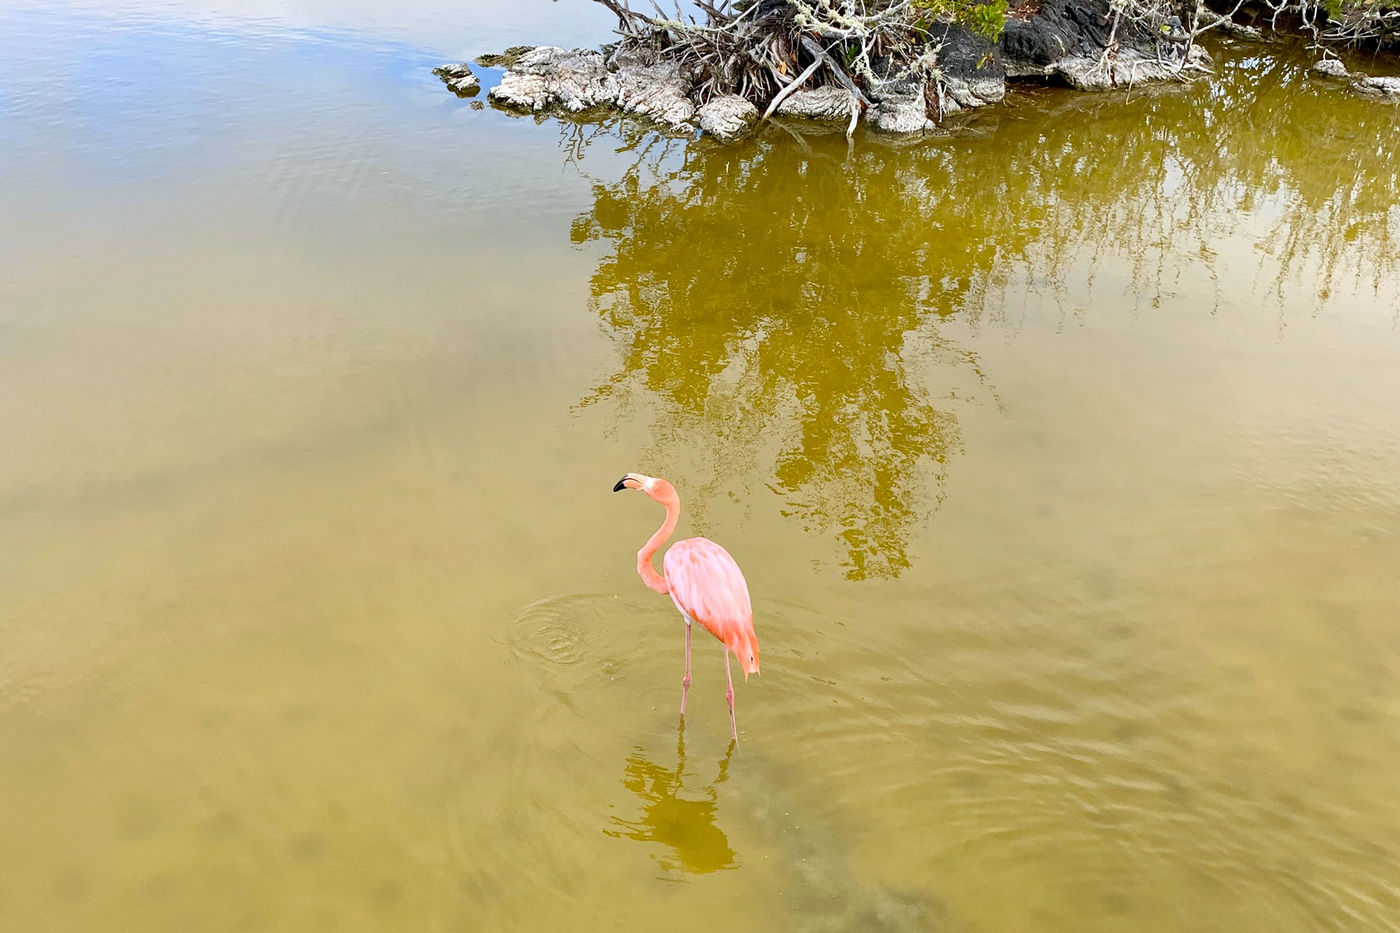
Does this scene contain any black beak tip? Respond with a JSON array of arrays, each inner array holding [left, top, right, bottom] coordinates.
[[613, 477, 630, 492]]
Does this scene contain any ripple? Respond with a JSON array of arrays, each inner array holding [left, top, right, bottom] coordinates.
[[503, 591, 678, 693], [754, 581, 1400, 930], [512, 607, 587, 668]]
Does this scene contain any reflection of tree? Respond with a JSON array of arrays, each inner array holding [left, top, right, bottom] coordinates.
[[942, 57, 1400, 308], [571, 129, 986, 580], [568, 49, 1398, 579], [604, 726, 736, 874]]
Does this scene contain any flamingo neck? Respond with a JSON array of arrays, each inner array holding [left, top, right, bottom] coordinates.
[[637, 493, 679, 594]]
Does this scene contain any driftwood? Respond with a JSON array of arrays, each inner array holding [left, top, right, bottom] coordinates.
[[588, 0, 1217, 135], [463, 1, 1338, 141], [589, 0, 965, 136], [461, 1, 1394, 144]]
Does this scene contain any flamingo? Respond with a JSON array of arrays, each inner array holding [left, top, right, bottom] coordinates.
[[613, 473, 760, 742]]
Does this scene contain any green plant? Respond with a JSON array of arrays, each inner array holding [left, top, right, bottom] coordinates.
[[911, 0, 1011, 42]]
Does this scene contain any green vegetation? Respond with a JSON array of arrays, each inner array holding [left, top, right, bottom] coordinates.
[[912, 0, 1011, 42]]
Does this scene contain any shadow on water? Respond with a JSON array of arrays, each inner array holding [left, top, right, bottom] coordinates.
[[605, 723, 737, 875], [559, 43, 1398, 579]]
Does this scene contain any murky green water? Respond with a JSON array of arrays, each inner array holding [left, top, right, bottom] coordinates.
[[3, 1, 1400, 930]]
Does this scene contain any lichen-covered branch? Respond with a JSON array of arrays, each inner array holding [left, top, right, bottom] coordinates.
[[585, 0, 1212, 124], [460, 0, 1332, 141]]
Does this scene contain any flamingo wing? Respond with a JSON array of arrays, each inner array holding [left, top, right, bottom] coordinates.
[[663, 537, 757, 670]]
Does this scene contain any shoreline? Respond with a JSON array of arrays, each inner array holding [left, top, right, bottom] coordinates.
[[438, 0, 1398, 143]]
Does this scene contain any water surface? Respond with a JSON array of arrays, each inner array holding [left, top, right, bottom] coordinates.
[[2, 2, 1400, 930]]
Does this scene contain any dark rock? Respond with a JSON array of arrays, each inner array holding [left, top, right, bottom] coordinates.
[[861, 25, 1004, 134], [934, 23, 1006, 83], [475, 46, 536, 68], [999, 0, 1206, 89], [932, 24, 1007, 110], [1001, 0, 1117, 75]]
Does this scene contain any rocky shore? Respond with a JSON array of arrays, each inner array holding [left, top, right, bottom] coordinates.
[[1311, 56, 1400, 97], [437, 0, 1394, 141]]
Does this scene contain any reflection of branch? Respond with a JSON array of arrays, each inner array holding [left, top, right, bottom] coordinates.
[[561, 59, 1398, 572], [568, 131, 988, 579]]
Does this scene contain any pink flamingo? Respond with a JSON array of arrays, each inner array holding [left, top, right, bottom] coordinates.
[[613, 473, 760, 742]]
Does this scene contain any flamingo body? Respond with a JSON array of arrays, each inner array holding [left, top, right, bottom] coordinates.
[[613, 472, 760, 741], [664, 537, 758, 676]]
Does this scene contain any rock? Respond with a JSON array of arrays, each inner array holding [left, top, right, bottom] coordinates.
[[942, 74, 1006, 109], [860, 26, 1003, 136], [460, 0, 1218, 142], [1356, 74, 1400, 96], [474, 46, 535, 68], [1001, 0, 1110, 78], [484, 46, 699, 129], [776, 86, 859, 122], [867, 94, 935, 134], [610, 50, 697, 128], [863, 72, 935, 134], [934, 25, 1006, 109], [698, 95, 760, 141], [434, 63, 481, 97], [489, 46, 617, 113], [437, 66, 481, 96], [1000, 0, 1203, 90], [1310, 59, 1400, 98], [1311, 58, 1350, 79], [1056, 44, 1210, 90], [867, 90, 935, 133], [449, 74, 481, 96], [1216, 20, 1265, 41]]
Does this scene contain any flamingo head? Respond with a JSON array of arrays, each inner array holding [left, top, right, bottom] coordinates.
[[612, 472, 676, 503], [730, 629, 760, 679]]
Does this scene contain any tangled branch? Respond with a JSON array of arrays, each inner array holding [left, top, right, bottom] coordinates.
[[590, 0, 964, 106]]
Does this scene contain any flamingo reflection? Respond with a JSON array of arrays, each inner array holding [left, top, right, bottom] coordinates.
[[605, 724, 737, 874]]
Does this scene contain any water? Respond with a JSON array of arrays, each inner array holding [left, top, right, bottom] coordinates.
[[2, 1, 1399, 930]]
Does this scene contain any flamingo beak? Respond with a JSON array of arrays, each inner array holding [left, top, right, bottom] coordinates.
[[612, 476, 631, 492]]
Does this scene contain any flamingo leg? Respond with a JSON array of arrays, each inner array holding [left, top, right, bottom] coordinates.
[[680, 621, 692, 716], [724, 648, 737, 743]]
